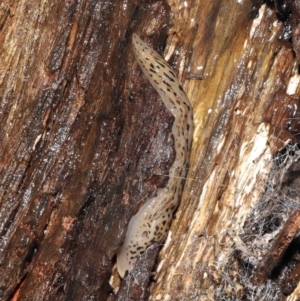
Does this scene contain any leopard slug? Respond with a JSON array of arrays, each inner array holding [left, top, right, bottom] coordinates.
[[117, 33, 193, 278]]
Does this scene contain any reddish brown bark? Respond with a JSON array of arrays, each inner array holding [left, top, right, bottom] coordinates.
[[0, 1, 172, 300]]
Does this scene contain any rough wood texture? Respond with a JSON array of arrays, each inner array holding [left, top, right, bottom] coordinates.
[[0, 0, 172, 300], [1, 0, 300, 300], [147, 0, 300, 300]]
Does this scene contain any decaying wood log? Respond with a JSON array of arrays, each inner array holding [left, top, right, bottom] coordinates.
[[0, 0, 172, 300], [1, 0, 300, 300]]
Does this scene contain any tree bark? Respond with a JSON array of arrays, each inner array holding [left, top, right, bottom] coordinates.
[[1, 0, 300, 300]]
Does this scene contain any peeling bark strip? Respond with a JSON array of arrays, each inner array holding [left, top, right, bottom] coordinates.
[[256, 210, 300, 286]]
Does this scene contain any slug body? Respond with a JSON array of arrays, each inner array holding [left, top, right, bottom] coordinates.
[[117, 33, 193, 278]]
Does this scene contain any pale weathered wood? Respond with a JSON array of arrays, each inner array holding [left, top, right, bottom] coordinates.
[[145, 1, 300, 300]]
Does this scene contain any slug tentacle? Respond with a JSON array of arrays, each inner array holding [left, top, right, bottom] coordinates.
[[117, 33, 193, 278]]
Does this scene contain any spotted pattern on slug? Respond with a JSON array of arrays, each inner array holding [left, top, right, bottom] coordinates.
[[117, 33, 193, 278]]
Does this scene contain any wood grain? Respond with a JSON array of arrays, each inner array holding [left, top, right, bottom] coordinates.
[[1, 0, 300, 300]]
